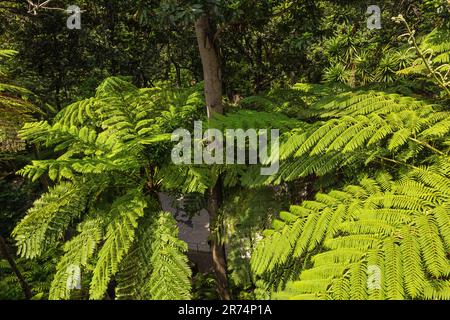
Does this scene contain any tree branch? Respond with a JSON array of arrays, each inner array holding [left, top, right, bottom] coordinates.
[[0, 235, 33, 299]]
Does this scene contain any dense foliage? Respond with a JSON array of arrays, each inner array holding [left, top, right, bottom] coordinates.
[[1, 0, 450, 300]]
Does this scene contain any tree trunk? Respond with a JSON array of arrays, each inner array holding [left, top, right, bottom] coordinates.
[[0, 235, 32, 299], [206, 178, 230, 300], [195, 15, 223, 117], [195, 14, 230, 300]]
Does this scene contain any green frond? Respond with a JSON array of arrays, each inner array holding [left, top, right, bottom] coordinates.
[[89, 190, 147, 300], [382, 238, 404, 300], [12, 182, 87, 259], [415, 214, 450, 278], [14, 78, 202, 300], [116, 211, 191, 300], [252, 168, 450, 300], [433, 205, 450, 250], [145, 212, 191, 300], [398, 28, 450, 77], [208, 110, 301, 131], [400, 226, 428, 298], [158, 164, 217, 194], [49, 219, 103, 300]]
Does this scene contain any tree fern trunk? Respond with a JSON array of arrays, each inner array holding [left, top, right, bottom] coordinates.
[[195, 14, 230, 300], [207, 178, 230, 300]]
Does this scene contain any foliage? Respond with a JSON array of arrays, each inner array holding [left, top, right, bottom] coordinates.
[[249, 58, 450, 299], [3, 0, 450, 301], [0, 49, 39, 153], [13, 77, 200, 299], [253, 168, 450, 299], [191, 272, 219, 300], [0, 249, 56, 300]]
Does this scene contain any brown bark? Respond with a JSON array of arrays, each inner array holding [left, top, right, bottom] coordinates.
[[0, 235, 32, 299], [207, 179, 230, 300], [195, 15, 224, 117], [195, 14, 230, 300]]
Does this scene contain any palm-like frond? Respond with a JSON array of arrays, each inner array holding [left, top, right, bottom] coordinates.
[[14, 77, 196, 300]]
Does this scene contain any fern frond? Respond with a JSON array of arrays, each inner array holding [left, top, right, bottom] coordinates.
[[253, 169, 450, 300], [49, 219, 103, 300], [115, 211, 191, 300], [89, 190, 147, 299], [146, 212, 191, 300], [12, 182, 87, 259]]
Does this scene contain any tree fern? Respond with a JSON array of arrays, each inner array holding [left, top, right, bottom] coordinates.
[[244, 75, 450, 299], [234, 87, 450, 188], [14, 78, 197, 300], [252, 168, 450, 300]]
